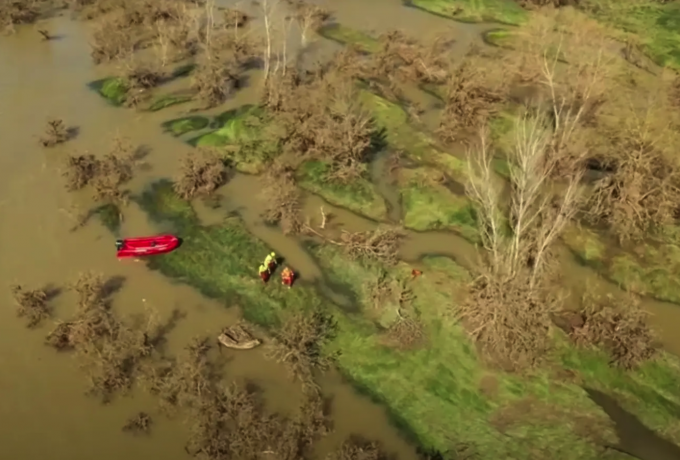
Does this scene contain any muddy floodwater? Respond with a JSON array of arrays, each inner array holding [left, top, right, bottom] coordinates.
[[1, 2, 680, 460]]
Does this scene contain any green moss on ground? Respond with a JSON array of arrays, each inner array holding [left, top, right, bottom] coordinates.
[[162, 116, 210, 136], [297, 160, 387, 221], [562, 225, 680, 304], [562, 225, 606, 269], [92, 203, 122, 234], [407, 0, 527, 26], [582, 0, 680, 69], [399, 167, 477, 239], [188, 105, 278, 174], [318, 23, 380, 53], [130, 179, 680, 459], [88, 77, 128, 106]]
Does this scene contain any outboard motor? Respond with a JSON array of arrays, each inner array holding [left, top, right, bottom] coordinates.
[[115, 239, 124, 251]]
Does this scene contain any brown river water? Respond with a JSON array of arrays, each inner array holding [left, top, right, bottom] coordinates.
[[0, 1, 679, 459]]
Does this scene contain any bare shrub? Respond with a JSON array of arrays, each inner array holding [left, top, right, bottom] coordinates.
[[222, 7, 248, 29], [556, 291, 657, 370], [438, 55, 508, 143], [11, 284, 51, 328], [191, 31, 260, 107], [185, 383, 330, 460], [260, 161, 303, 235], [339, 227, 405, 266], [173, 148, 231, 200], [264, 70, 378, 183], [381, 315, 425, 350], [89, 137, 139, 205], [45, 272, 164, 402], [122, 412, 152, 435], [0, 0, 40, 30], [267, 310, 336, 388], [90, 13, 139, 63], [40, 119, 74, 147], [144, 336, 217, 412], [284, 0, 330, 46], [586, 109, 680, 243], [462, 113, 584, 368], [327, 436, 389, 460]]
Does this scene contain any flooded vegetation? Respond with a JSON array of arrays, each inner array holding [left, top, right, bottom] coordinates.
[[2, 0, 680, 460]]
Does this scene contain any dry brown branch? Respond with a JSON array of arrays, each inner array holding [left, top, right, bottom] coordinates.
[[11, 284, 51, 328], [555, 291, 657, 369], [339, 226, 405, 266], [173, 148, 231, 200], [0, 0, 40, 30]]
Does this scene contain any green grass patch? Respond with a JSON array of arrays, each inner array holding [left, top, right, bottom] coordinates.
[[135, 180, 320, 327], [317, 23, 380, 53], [297, 160, 387, 221], [162, 116, 211, 136], [359, 90, 467, 179], [482, 28, 515, 47], [314, 244, 680, 458], [609, 244, 680, 304], [129, 180, 680, 458], [188, 105, 278, 174], [88, 77, 128, 106], [147, 93, 193, 112], [406, 0, 527, 26], [399, 167, 478, 239], [92, 203, 122, 234], [582, 0, 680, 69], [562, 224, 680, 304], [562, 224, 607, 269]]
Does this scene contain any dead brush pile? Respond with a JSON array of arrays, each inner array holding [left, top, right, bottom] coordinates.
[[515, 0, 580, 8], [119, 57, 167, 107], [10, 284, 52, 328], [556, 291, 657, 369], [339, 226, 405, 266], [260, 160, 303, 235], [586, 116, 680, 243], [340, 30, 452, 99], [264, 68, 379, 184], [173, 148, 231, 200], [45, 272, 164, 402], [267, 310, 336, 388], [63, 136, 140, 205]]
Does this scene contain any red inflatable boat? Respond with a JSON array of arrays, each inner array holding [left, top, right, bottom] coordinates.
[[116, 234, 180, 259]]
